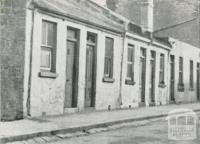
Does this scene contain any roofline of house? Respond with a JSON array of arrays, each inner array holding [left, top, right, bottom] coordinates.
[[168, 37, 200, 50], [28, 0, 172, 49], [154, 17, 198, 33], [126, 32, 171, 50], [29, 2, 125, 35], [87, 0, 131, 24]]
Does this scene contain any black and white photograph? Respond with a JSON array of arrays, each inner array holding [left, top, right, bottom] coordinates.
[[0, 0, 200, 143]]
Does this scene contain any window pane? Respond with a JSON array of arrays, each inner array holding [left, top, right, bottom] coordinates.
[[67, 28, 77, 40], [40, 47, 51, 69], [128, 48, 133, 62], [141, 48, 146, 57], [87, 33, 96, 44], [179, 57, 183, 84], [47, 22, 56, 47], [160, 54, 164, 70], [127, 64, 133, 78], [187, 116, 194, 125], [179, 72, 183, 83], [104, 58, 112, 77], [104, 37, 114, 78], [151, 51, 155, 59], [178, 116, 187, 125], [159, 54, 165, 83], [105, 37, 113, 57], [42, 22, 47, 45], [41, 20, 57, 72], [179, 57, 183, 71]]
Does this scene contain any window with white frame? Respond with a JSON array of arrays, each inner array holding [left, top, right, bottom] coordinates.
[[40, 20, 57, 72], [104, 37, 114, 78], [126, 44, 134, 80]]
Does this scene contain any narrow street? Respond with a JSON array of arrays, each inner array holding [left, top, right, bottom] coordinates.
[[9, 113, 200, 144], [51, 114, 200, 144]]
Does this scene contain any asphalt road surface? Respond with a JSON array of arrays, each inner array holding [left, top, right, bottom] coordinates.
[[51, 114, 200, 144]]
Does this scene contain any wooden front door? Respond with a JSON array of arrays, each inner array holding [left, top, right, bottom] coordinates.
[[85, 33, 96, 108], [169, 55, 175, 102], [139, 48, 146, 105], [197, 63, 200, 101], [65, 28, 79, 108], [149, 51, 156, 105]]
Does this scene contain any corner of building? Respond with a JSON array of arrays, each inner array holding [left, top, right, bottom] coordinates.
[[0, 0, 27, 121]]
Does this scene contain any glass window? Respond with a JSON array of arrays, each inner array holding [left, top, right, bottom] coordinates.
[[127, 44, 134, 80], [179, 57, 184, 84], [104, 37, 114, 78], [40, 20, 57, 72]]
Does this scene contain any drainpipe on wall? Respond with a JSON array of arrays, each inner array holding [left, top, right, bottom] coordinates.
[[119, 27, 127, 108], [0, 26, 1, 120], [27, 1, 35, 117], [166, 50, 170, 104]]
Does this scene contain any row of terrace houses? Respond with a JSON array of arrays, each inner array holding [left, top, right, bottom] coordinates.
[[0, 0, 200, 121]]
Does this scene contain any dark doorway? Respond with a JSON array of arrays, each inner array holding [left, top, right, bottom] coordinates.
[[64, 27, 79, 108], [139, 48, 146, 106], [197, 63, 200, 101], [85, 32, 97, 108], [169, 55, 175, 102], [149, 51, 156, 106]]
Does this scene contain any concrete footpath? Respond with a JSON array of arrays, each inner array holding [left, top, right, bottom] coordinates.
[[1, 103, 200, 143]]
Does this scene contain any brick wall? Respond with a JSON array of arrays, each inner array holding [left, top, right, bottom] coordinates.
[[0, 0, 26, 121]]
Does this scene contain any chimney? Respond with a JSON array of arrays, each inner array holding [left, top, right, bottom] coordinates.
[[141, 0, 154, 32]]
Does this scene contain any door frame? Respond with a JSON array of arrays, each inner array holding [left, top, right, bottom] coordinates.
[[149, 51, 156, 106], [139, 48, 146, 106], [64, 27, 80, 109], [197, 63, 200, 101], [169, 55, 175, 103], [84, 32, 97, 108]]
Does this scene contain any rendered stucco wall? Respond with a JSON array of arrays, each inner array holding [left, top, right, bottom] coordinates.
[[27, 11, 123, 117], [170, 39, 200, 103], [95, 33, 123, 110], [0, 0, 26, 121], [121, 35, 169, 108]]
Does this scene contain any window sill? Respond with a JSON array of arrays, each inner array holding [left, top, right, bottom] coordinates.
[[125, 79, 136, 85], [39, 71, 58, 79], [158, 82, 166, 88], [178, 83, 184, 92], [103, 77, 115, 83]]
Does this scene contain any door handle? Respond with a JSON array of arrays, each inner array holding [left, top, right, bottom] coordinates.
[[66, 79, 70, 82]]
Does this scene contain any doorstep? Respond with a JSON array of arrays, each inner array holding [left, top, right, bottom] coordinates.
[[64, 108, 79, 114]]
